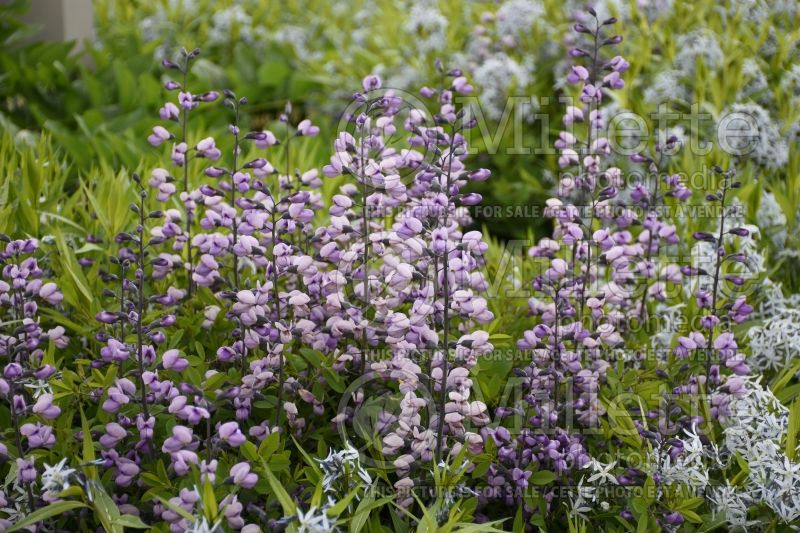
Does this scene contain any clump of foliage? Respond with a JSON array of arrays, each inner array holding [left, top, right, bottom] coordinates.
[[1, 1, 800, 532]]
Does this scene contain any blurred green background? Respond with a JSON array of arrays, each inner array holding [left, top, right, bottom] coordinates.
[[1, 0, 799, 284]]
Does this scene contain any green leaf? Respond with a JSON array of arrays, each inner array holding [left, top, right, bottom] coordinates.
[[203, 371, 228, 393], [263, 465, 297, 515], [112, 514, 150, 529], [349, 488, 377, 533], [258, 431, 282, 461], [241, 440, 259, 462], [288, 436, 321, 482], [6, 501, 88, 532], [530, 470, 557, 485], [641, 476, 655, 505], [155, 495, 195, 521], [80, 404, 98, 480], [698, 514, 728, 532], [326, 487, 359, 517], [511, 504, 524, 532], [91, 482, 123, 533], [53, 228, 93, 306], [603, 396, 643, 447], [771, 359, 800, 396], [201, 478, 218, 522], [311, 480, 324, 509], [787, 398, 800, 460], [636, 513, 650, 533], [681, 510, 703, 524], [674, 497, 705, 511]]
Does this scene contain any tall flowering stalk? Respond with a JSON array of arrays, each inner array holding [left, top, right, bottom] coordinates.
[[501, 11, 629, 505], [0, 238, 65, 514], [96, 176, 172, 423], [148, 48, 220, 296], [209, 101, 321, 432], [682, 166, 752, 396], [322, 69, 494, 499]]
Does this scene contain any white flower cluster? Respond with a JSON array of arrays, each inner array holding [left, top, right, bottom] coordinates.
[[722, 0, 771, 23], [652, 379, 800, 528], [207, 5, 256, 46], [185, 517, 224, 533], [495, 0, 544, 41], [296, 504, 336, 533], [718, 379, 800, 524], [317, 445, 372, 495], [737, 58, 769, 103], [644, 70, 688, 104], [649, 427, 720, 491], [471, 54, 532, 121], [40, 458, 76, 495], [569, 459, 618, 519], [650, 303, 686, 351], [675, 31, 724, 74], [724, 199, 766, 272], [687, 240, 717, 296], [403, 0, 449, 55], [719, 103, 789, 170], [454, 0, 545, 122], [756, 191, 788, 249], [0, 485, 29, 527], [780, 64, 800, 102], [748, 280, 800, 371], [274, 24, 324, 64], [706, 483, 756, 531], [581, 0, 630, 23], [723, 0, 799, 24]]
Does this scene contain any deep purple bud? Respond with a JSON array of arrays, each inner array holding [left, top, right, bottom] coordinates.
[[205, 166, 227, 178], [96, 311, 119, 324], [244, 158, 268, 169], [34, 365, 56, 380], [199, 91, 220, 102], [692, 232, 715, 242], [664, 512, 684, 526], [469, 169, 491, 182]]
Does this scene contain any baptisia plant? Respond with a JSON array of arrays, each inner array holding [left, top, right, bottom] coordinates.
[[482, 10, 630, 520], [494, 6, 764, 530], [199, 92, 325, 437], [6, 7, 799, 531], [0, 238, 66, 521], [470, 7, 752, 528], [86, 48, 328, 529], [320, 69, 495, 506]]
